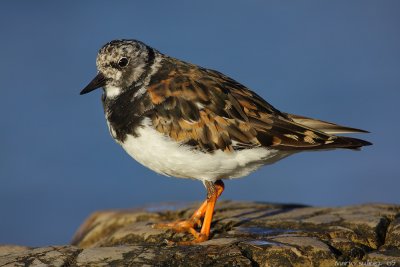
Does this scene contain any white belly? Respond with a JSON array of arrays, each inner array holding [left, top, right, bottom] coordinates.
[[114, 120, 291, 182]]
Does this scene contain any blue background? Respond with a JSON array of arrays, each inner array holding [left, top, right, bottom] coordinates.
[[0, 1, 399, 247]]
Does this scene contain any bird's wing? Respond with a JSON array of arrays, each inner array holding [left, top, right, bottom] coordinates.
[[146, 60, 370, 152]]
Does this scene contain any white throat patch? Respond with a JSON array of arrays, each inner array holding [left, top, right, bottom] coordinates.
[[104, 85, 122, 98]]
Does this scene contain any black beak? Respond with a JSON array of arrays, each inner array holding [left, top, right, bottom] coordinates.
[[80, 72, 107, 95]]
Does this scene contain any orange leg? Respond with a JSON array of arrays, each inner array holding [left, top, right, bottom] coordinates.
[[153, 199, 208, 233], [155, 180, 225, 245]]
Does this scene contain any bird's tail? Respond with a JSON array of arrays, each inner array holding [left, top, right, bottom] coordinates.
[[284, 113, 372, 150], [284, 113, 369, 134], [326, 136, 372, 150]]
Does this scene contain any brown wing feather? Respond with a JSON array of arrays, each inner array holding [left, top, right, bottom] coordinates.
[[147, 58, 371, 153]]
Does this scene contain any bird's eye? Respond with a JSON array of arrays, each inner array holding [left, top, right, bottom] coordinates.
[[118, 57, 129, 67]]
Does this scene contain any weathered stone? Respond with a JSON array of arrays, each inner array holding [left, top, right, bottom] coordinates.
[[0, 245, 30, 257], [1, 201, 399, 266], [76, 246, 139, 266], [385, 217, 400, 249], [72, 210, 160, 248], [301, 213, 341, 225], [0, 246, 81, 267]]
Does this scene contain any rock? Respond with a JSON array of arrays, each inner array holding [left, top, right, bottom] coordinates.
[[0, 246, 81, 267], [385, 217, 400, 249], [1, 201, 399, 266]]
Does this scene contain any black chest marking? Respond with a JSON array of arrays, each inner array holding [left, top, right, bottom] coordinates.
[[103, 91, 154, 142], [102, 45, 158, 142]]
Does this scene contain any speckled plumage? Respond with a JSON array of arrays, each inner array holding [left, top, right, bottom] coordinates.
[[80, 39, 371, 244], [81, 39, 371, 180]]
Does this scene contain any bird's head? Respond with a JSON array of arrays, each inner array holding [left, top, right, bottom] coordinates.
[[80, 39, 154, 97]]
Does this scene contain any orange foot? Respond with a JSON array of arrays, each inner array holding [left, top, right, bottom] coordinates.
[[153, 180, 225, 245], [153, 200, 207, 236]]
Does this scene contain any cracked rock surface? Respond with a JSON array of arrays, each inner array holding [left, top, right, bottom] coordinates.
[[1, 201, 399, 266]]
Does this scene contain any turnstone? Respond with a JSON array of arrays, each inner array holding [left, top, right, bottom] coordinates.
[[80, 39, 371, 244]]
